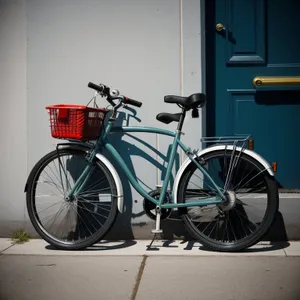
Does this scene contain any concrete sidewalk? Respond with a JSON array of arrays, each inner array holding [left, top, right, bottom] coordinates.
[[1, 239, 300, 300], [1, 238, 300, 256]]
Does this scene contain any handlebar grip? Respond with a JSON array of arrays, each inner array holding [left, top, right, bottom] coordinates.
[[88, 82, 104, 92], [88, 82, 110, 96], [125, 97, 143, 107]]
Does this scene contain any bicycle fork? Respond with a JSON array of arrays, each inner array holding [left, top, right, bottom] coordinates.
[[56, 144, 96, 201]]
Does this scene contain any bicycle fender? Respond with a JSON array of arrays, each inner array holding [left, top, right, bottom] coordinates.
[[95, 153, 124, 213], [24, 142, 124, 213], [172, 145, 274, 204]]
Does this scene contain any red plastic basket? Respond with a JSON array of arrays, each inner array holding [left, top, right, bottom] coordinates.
[[46, 104, 109, 140]]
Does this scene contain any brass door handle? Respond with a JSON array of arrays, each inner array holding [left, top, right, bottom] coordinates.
[[216, 23, 225, 32], [253, 76, 300, 87]]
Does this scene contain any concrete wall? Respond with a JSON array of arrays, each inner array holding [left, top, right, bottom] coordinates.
[[0, 0, 204, 238], [0, 0, 27, 234]]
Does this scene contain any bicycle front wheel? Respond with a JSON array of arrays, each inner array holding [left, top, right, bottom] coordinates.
[[178, 149, 279, 252], [26, 147, 118, 250]]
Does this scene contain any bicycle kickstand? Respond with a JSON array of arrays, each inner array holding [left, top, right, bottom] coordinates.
[[151, 206, 163, 234]]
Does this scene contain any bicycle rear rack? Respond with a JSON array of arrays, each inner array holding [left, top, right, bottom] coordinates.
[[200, 135, 252, 190], [201, 135, 252, 150]]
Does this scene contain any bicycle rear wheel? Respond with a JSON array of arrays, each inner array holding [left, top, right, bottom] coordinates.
[[26, 147, 118, 250], [177, 149, 279, 252]]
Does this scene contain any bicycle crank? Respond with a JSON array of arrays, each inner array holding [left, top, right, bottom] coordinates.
[[143, 189, 172, 220]]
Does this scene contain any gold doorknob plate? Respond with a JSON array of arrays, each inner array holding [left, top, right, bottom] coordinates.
[[216, 23, 225, 32]]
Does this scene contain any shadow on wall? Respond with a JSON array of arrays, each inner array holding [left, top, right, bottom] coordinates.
[[104, 108, 187, 240], [66, 107, 188, 241], [66, 107, 291, 243], [255, 89, 300, 105]]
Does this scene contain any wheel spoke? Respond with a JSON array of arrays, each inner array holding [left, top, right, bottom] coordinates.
[[69, 203, 96, 236]]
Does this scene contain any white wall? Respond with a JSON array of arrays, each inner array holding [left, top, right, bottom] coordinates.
[[0, 0, 27, 234], [0, 0, 204, 237]]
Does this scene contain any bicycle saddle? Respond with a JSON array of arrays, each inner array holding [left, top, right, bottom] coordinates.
[[164, 93, 206, 110], [156, 112, 181, 124]]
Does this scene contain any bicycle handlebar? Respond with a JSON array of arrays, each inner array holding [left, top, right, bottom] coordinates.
[[87, 81, 143, 108]]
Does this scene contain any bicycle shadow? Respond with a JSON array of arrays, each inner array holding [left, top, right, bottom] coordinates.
[[44, 107, 175, 250], [54, 106, 184, 249], [182, 239, 290, 253], [45, 240, 137, 251], [102, 108, 182, 240]]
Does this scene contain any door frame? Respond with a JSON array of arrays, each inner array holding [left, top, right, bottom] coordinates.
[[204, 0, 217, 138]]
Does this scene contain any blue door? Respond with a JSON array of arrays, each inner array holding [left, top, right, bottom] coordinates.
[[206, 0, 300, 189]]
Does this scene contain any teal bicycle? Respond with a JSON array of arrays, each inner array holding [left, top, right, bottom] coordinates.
[[25, 82, 279, 252]]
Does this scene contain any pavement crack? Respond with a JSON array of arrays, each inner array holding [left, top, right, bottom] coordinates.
[[131, 255, 147, 300], [0, 242, 17, 255]]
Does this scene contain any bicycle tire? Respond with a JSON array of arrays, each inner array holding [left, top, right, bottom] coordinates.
[[177, 149, 279, 252], [26, 147, 118, 250]]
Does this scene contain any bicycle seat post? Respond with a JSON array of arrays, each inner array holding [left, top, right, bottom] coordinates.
[[176, 108, 186, 133]]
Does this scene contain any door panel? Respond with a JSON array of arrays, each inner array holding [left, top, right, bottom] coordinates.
[[208, 0, 300, 189], [224, 0, 266, 65]]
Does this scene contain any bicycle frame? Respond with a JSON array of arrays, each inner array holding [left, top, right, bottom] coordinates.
[[67, 119, 225, 209]]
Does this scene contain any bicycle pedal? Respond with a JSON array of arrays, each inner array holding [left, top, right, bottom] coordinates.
[[151, 229, 163, 234]]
